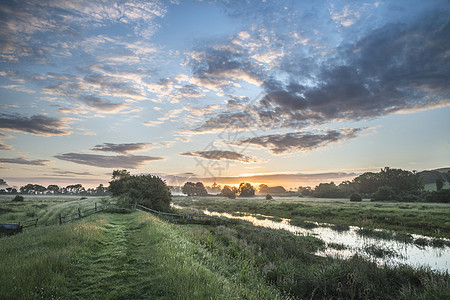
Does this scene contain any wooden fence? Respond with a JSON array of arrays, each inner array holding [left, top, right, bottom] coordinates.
[[58, 202, 109, 225], [135, 204, 213, 220], [57, 202, 215, 225]]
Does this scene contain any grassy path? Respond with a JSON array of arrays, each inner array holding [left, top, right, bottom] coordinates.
[[1, 211, 283, 299]]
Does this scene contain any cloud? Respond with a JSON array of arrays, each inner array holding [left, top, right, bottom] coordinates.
[[188, 45, 263, 91], [193, 8, 450, 135], [0, 113, 70, 136], [236, 128, 364, 154], [0, 0, 167, 62], [180, 150, 260, 163], [0, 156, 49, 166], [90, 143, 150, 154], [0, 143, 13, 151], [55, 153, 163, 169]]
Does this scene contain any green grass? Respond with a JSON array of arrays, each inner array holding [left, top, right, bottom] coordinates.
[[173, 196, 450, 238], [0, 209, 284, 299], [1, 197, 449, 299], [0, 195, 110, 226]]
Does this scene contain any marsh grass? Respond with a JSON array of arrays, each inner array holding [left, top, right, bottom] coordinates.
[[172, 196, 450, 238]]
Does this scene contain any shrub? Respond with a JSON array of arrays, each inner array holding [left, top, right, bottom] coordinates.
[[12, 195, 24, 202], [349, 193, 362, 202], [265, 194, 273, 200]]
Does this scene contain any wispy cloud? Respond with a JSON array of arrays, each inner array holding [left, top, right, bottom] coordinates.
[[180, 150, 260, 163], [55, 153, 163, 169], [0, 113, 71, 136], [235, 128, 364, 154], [0, 143, 13, 151], [90, 143, 151, 154], [0, 156, 49, 166]]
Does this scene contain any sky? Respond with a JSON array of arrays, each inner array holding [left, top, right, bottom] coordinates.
[[0, 0, 449, 189]]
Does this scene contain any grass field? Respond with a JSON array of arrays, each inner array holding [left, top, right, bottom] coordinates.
[[1, 196, 449, 299]]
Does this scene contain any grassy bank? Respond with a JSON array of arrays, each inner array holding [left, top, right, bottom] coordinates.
[[172, 196, 450, 238], [0, 210, 283, 299]]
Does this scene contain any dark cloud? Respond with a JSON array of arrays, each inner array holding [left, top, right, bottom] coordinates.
[[181, 150, 258, 163], [236, 128, 363, 154], [261, 10, 450, 123], [193, 9, 450, 134], [0, 113, 70, 136], [55, 153, 163, 169], [189, 45, 262, 91], [0, 157, 49, 166], [90, 143, 150, 154]]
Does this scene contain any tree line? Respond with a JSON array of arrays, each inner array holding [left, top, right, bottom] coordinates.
[[1, 167, 449, 204], [0, 182, 108, 196]]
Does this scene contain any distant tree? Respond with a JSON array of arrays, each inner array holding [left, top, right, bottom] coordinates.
[[221, 185, 237, 199], [436, 177, 444, 191], [298, 186, 312, 197], [446, 171, 450, 184], [266, 194, 273, 200], [353, 167, 423, 196], [313, 182, 344, 198], [259, 184, 286, 194], [338, 180, 357, 196], [182, 182, 207, 196], [239, 183, 255, 197], [109, 170, 172, 211], [372, 186, 395, 202], [65, 184, 83, 194], [207, 182, 221, 194], [352, 172, 380, 194], [95, 184, 107, 195], [47, 184, 60, 194], [20, 184, 46, 194], [0, 179, 7, 186], [195, 182, 208, 196]]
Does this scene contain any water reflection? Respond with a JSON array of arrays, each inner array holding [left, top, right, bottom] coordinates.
[[201, 209, 450, 273]]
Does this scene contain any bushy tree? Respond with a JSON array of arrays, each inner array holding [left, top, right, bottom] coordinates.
[[266, 194, 273, 200], [109, 170, 171, 212], [221, 185, 237, 199], [349, 193, 362, 202], [372, 186, 395, 202], [239, 183, 255, 197], [313, 182, 345, 198], [182, 182, 208, 196]]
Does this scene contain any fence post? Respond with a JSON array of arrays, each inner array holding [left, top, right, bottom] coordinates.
[[35, 218, 38, 227], [59, 214, 62, 225], [95, 202, 97, 211], [78, 208, 82, 218]]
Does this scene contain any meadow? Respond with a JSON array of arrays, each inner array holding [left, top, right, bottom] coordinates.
[[0, 195, 449, 299]]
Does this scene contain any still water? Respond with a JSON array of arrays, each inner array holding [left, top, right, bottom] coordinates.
[[201, 209, 450, 273]]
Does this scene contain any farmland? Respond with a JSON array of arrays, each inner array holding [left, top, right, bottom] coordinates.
[[1, 195, 449, 299]]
